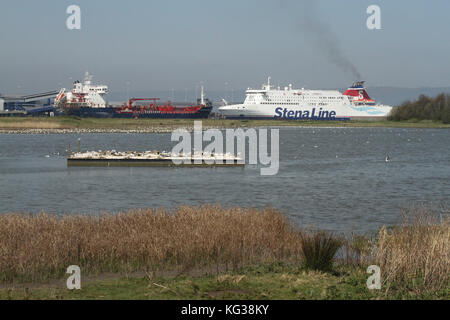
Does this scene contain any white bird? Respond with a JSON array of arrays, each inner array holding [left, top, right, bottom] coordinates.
[[385, 155, 390, 162]]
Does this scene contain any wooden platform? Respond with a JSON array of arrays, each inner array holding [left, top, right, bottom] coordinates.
[[67, 158, 244, 167]]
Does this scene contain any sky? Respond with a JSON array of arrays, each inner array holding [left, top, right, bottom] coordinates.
[[1, 0, 450, 95]]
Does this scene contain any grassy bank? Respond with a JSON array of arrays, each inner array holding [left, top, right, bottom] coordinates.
[[4, 263, 442, 300], [0, 205, 448, 299], [0, 117, 449, 131]]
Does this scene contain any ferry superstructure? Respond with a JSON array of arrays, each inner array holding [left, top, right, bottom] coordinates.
[[219, 78, 392, 120]]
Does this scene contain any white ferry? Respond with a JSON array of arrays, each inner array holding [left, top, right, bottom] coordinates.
[[219, 78, 392, 120]]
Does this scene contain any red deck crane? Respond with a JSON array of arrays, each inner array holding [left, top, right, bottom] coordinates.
[[128, 98, 160, 109]]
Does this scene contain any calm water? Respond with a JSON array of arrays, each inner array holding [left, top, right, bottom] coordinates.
[[0, 127, 448, 233]]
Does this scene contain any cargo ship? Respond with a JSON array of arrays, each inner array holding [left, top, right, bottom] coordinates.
[[54, 72, 212, 118], [219, 78, 392, 120]]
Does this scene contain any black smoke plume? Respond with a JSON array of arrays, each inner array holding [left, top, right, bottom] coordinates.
[[282, 0, 362, 80]]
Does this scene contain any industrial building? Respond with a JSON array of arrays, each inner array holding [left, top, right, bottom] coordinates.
[[0, 91, 58, 117]]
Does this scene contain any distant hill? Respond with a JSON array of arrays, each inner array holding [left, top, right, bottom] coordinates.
[[365, 87, 450, 106]]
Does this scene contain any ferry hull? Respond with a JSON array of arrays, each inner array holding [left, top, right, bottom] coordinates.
[[219, 104, 391, 120], [222, 115, 351, 121]]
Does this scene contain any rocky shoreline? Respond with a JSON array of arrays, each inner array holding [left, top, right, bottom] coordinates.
[[0, 126, 223, 134]]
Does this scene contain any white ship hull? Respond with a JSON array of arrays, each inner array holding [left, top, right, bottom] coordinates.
[[219, 103, 392, 120], [219, 79, 392, 120]]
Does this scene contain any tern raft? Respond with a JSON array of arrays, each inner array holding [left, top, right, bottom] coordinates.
[[67, 150, 244, 167]]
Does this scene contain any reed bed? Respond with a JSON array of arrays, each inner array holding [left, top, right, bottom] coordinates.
[[0, 206, 302, 283], [373, 206, 449, 293], [0, 204, 448, 295]]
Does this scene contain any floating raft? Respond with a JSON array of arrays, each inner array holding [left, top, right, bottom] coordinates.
[[67, 150, 244, 167]]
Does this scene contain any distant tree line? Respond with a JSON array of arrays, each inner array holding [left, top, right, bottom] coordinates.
[[388, 93, 450, 123]]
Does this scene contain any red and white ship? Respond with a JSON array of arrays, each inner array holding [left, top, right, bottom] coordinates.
[[54, 72, 212, 118], [219, 78, 392, 120]]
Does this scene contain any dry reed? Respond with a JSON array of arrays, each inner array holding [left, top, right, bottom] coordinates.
[[0, 121, 63, 129], [0, 206, 302, 283], [373, 205, 449, 292], [1, 204, 448, 294]]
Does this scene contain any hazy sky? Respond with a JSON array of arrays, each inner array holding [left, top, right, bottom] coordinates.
[[1, 0, 450, 95]]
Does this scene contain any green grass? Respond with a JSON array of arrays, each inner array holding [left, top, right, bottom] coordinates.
[[0, 117, 449, 130], [0, 263, 447, 300]]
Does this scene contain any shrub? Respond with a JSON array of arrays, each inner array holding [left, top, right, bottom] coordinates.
[[388, 93, 450, 123], [299, 231, 343, 272]]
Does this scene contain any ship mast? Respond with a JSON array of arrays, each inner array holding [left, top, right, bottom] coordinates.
[[84, 71, 92, 85], [200, 85, 205, 105]]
